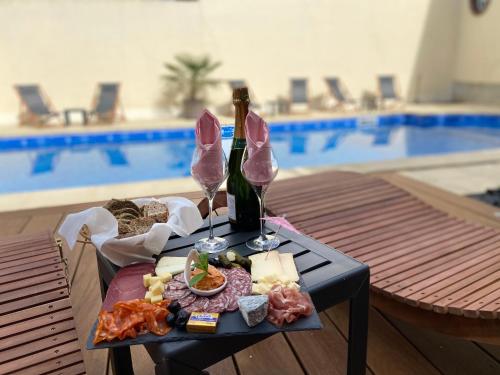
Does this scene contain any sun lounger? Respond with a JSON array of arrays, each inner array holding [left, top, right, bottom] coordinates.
[[0, 232, 85, 374], [89, 82, 125, 124], [288, 78, 309, 113], [266, 170, 500, 345], [14, 84, 60, 126], [377, 75, 402, 109], [325, 77, 356, 110]]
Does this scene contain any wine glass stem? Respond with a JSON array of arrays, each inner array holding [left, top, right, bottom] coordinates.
[[258, 190, 266, 241], [208, 194, 214, 241]]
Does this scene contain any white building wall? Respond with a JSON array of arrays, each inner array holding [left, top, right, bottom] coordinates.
[[0, 0, 460, 124]]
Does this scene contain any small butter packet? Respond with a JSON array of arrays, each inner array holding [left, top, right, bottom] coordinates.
[[186, 312, 219, 333]]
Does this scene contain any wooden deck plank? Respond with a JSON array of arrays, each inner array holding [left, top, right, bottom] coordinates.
[[286, 313, 373, 375], [305, 198, 426, 235], [325, 302, 440, 375], [234, 334, 305, 375], [347, 219, 465, 259], [377, 172, 500, 228], [333, 211, 446, 250], [294, 195, 420, 231], [0, 216, 30, 236], [21, 213, 64, 236], [7, 349, 84, 375], [363, 225, 488, 268], [69, 245, 107, 375], [375, 235, 500, 293], [388, 316, 500, 375]]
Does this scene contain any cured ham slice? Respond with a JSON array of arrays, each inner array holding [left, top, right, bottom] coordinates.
[[267, 285, 313, 327], [101, 263, 155, 312], [94, 299, 171, 344]]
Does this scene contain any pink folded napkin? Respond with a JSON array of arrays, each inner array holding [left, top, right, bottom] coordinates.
[[263, 216, 300, 233], [243, 111, 275, 186], [191, 110, 224, 189]]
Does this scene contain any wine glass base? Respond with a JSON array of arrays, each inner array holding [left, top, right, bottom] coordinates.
[[246, 234, 280, 252], [194, 236, 228, 254]]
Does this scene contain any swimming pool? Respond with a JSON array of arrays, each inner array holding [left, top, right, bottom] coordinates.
[[2, 113, 500, 194]]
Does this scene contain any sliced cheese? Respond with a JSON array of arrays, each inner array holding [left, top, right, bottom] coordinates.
[[278, 253, 300, 282], [157, 256, 187, 267], [249, 251, 285, 282], [156, 256, 190, 276], [155, 263, 184, 276]]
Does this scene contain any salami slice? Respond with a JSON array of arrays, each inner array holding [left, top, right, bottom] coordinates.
[[226, 268, 252, 296], [206, 292, 227, 313], [167, 280, 187, 290], [184, 296, 210, 313], [163, 288, 190, 301], [173, 273, 186, 282], [178, 293, 197, 308]]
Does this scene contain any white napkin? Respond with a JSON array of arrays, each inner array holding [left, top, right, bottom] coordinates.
[[58, 196, 203, 267]]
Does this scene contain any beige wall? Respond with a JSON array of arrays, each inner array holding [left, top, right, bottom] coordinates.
[[452, 1, 500, 103], [0, 0, 460, 125]]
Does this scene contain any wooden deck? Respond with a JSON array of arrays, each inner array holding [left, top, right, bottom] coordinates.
[[1, 174, 500, 374]]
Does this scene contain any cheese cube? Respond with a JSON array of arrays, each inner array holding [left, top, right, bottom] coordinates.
[[144, 291, 153, 303], [151, 294, 163, 304], [159, 272, 172, 283], [149, 281, 165, 296], [143, 273, 152, 287], [149, 276, 161, 285]]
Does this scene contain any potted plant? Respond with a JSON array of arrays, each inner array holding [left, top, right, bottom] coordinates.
[[162, 54, 222, 118]]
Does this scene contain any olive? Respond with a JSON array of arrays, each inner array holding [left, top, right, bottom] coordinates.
[[175, 309, 190, 328], [168, 300, 181, 314], [208, 257, 221, 268], [166, 313, 176, 327]]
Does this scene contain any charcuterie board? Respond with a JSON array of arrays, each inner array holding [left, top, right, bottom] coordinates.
[[86, 272, 321, 349], [85, 218, 346, 350]]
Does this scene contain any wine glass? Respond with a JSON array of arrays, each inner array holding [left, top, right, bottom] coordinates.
[[240, 146, 280, 251], [191, 148, 229, 253]]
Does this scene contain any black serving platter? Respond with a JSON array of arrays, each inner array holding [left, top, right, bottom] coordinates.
[[86, 274, 321, 350]]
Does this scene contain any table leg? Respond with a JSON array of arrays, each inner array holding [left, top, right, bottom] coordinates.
[[347, 272, 369, 375], [96, 255, 135, 375]]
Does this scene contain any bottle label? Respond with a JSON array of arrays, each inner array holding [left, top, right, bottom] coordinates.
[[227, 193, 236, 220]]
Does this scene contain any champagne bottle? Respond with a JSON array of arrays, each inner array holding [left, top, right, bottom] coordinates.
[[227, 87, 260, 230]]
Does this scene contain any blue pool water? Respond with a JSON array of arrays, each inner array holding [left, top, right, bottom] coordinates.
[[2, 113, 500, 194]]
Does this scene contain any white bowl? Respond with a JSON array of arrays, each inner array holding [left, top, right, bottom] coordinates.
[[184, 249, 227, 297]]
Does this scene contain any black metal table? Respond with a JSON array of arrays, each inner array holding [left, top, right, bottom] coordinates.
[[96, 215, 369, 375]]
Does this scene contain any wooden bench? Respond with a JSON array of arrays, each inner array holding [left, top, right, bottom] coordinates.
[[267, 170, 500, 344], [0, 231, 85, 375]]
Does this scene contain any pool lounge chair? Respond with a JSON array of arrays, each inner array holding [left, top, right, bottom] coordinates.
[[14, 84, 60, 126], [377, 75, 402, 109], [288, 78, 309, 113], [89, 82, 125, 124], [325, 77, 357, 111], [266, 170, 500, 345]]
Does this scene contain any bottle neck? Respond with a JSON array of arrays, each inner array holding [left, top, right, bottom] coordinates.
[[234, 102, 249, 139]]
